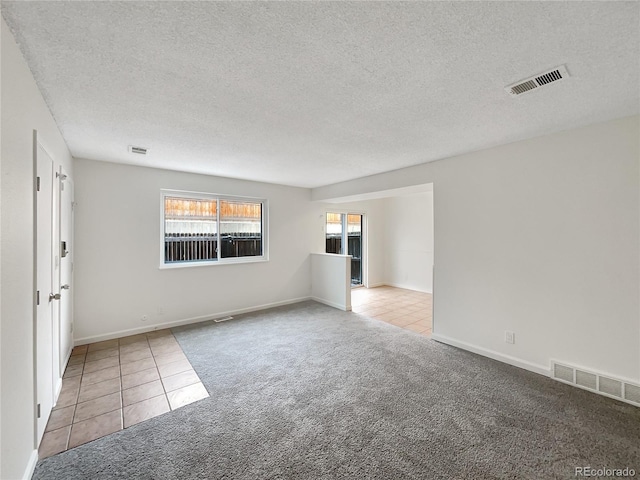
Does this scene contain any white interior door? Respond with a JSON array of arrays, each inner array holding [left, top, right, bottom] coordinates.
[[51, 165, 61, 390], [36, 143, 55, 442], [58, 168, 74, 372]]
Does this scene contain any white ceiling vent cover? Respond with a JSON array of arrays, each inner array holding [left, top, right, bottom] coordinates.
[[505, 65, 570, 97], [128, 145, 148, 155]]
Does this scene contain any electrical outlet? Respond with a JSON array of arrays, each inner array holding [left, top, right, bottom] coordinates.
[[141, 314, 148, 322], [505, 330, 515, 344], [157, 306, 164, 315]]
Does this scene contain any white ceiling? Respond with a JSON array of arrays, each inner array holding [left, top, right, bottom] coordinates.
[[2, 1, 639, 188]]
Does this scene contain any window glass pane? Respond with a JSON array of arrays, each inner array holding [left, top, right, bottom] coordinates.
[[347, 214, 362, 285], [220, 200, 262, 258], [164, 197, 218, 263], [326, 212, 343, 254]]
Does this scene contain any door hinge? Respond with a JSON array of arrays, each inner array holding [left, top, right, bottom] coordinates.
[[36, 176, 41, 192], [36, 290, 40, 306], [37, 403, 41, 418]]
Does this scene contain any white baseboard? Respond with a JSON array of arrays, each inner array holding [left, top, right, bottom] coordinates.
[[23, 449, 38, 480], [64, 347, 72, 367], [74, 296, 312, 346], [311, 296, 351, 312], [430, 333, 550, 377], [52, 348, 72, 408], [53, 377, 63, 405], [367, 282, 386, 288], [384, 282, 432, 294]]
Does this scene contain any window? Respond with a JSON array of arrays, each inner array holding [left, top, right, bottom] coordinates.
[[326, 212, 364, 286], [325, 213, 343, 254], [161, 190, 267, 267]]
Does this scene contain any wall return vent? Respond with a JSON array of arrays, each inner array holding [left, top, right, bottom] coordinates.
[[505, 65, 569, 97], [128, 145, 148, 155], [551, 360, 640, 408]]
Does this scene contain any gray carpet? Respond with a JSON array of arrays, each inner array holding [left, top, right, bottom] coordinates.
[[34, 301, 640, 479]]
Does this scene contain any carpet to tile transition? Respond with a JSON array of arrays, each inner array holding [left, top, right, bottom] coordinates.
[[33, 301, 640, 479]]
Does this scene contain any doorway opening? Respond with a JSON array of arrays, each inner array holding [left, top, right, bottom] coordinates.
[[325, 212, 364, 287], [322, 183, 434, 336]]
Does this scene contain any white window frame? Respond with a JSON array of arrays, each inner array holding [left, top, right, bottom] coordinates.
[[160, 189, 269, 269], [325, 210, 367, 287]]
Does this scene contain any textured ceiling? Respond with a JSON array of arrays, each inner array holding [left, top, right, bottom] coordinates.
[[2, 1, 639, 188]]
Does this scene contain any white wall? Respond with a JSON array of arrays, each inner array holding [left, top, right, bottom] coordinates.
[[1, 18, 74, 480], [383, 192, 434, 293], [1, 19, 3, 475], [73, 159, 315, 342], [313, 115, 640, 382], [311, 253, 351, 311]]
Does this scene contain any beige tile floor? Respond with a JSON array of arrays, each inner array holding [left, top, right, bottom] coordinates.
[[39, 329, 209, 459], [351, 286, 433, 337]]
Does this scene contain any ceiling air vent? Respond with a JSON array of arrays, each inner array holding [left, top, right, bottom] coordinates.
[[505, 65, 569, 97], [128, 145, 148, 155]]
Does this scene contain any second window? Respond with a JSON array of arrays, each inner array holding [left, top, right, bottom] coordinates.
[[162, 190, 266, 267]]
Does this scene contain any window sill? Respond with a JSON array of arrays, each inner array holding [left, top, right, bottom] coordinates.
[[159, 256, 269, 270]]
